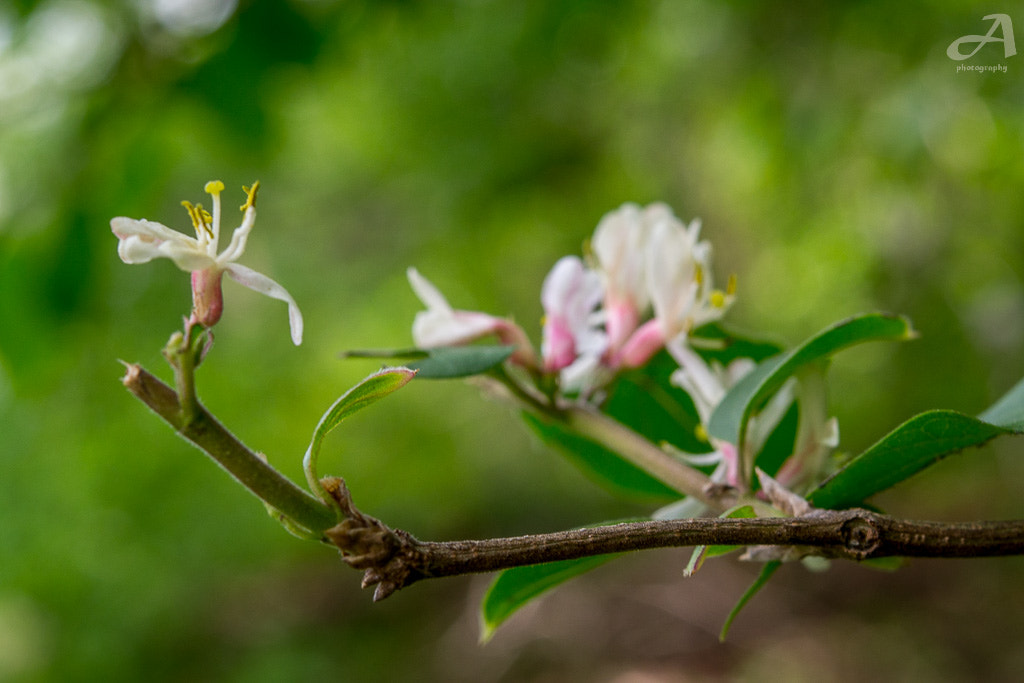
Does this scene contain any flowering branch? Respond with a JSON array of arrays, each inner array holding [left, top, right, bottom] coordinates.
[[120, 348, 1024, 605], [110, 182, 1024, 637]]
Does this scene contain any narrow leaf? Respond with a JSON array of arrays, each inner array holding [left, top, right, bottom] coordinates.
[[720, 561, 781, 641], [479, 517, 647, 643], [408, 345, 515, 378], [810, 412, 1019, 510], [480, 554, 621, 642], [341, 345, 514, 379], [707, 313, 914, 477], [809, 371, 1024, 510], [303, 367, 416, 498], [340, 347, 427, 360]]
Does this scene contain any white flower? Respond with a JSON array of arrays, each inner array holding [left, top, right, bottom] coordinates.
[[111, 180, 304, 345], [540, 256, 608, 393], [647, 216, 733, 342], [407, 268, 536, 366], [591, 203, 665, 350], [618, 213, 735, 368]]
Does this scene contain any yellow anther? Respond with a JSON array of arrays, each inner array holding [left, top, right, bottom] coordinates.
[[695, 265, 705, 286], [240, 180, 261, 212], [181, 200, 213, 238], [710, 290, 726, 308], [695, 424, 709, 443], [726, 273, 737, 295], [204, 180, 225, 196]]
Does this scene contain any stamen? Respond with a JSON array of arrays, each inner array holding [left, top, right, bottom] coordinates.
[[181, 200, 214, 239], [710, 290, 726, 308], [695, 265, 705, 286], [726, 273, 737, 295], [240, 181, 261, 212], [204, 180, 225, 196]]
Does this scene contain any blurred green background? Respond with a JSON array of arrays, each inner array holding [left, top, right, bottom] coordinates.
[[2, 1, 1024, 680]]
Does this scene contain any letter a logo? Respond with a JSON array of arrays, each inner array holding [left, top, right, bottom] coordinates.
[[948, 14, 1017, 60]]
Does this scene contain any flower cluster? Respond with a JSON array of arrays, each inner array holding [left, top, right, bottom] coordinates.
[[408, 202, 837, 492], [409, 202, 734, 393], [111, 180, 303, 345]]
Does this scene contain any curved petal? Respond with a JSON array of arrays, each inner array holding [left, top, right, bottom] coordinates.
[[217, 206, 255, 264], [111, 217, 213, 270], [110, 217, 196, 245], [225, 263, 304, 345], [407, 267, 454, 312]]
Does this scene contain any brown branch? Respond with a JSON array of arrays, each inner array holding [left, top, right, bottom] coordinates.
[[321, 482, 1024, 601], [121, 362, 1024, 604]]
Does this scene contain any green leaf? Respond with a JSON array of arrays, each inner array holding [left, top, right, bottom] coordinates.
[[523, 413, 680, 503], [341, 347, 427, 361], [480, 532, 633, 642], [480, 555, 621, 642], [342, 345, 515, 379], [809, 410, 1016, 510], [303, 367, 417, 500], [720, 561, 781, 642], [810, 375, 1024, 509], [707, 313, 914, 476], [407, 345, 515, 378]]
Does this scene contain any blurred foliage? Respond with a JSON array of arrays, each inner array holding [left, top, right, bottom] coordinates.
[[2, 0, 1023, 680]]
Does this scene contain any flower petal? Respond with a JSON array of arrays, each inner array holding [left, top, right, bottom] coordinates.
[[225, 263, 304, 345], [111, 216, 196, 244], [412, 309, 501, 347], [592, 203, 653, 311], [407, 267, 454, 313], [541, 256, 606, 370], [406, 267, 509, 347], [111, 217, 214, 270]]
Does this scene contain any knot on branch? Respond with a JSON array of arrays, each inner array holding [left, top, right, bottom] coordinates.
[[839, 515, 881, 559], [321, 477, 425, 601]]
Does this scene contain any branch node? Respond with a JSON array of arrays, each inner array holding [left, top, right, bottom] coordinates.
[[840, 515, 881, 559]]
